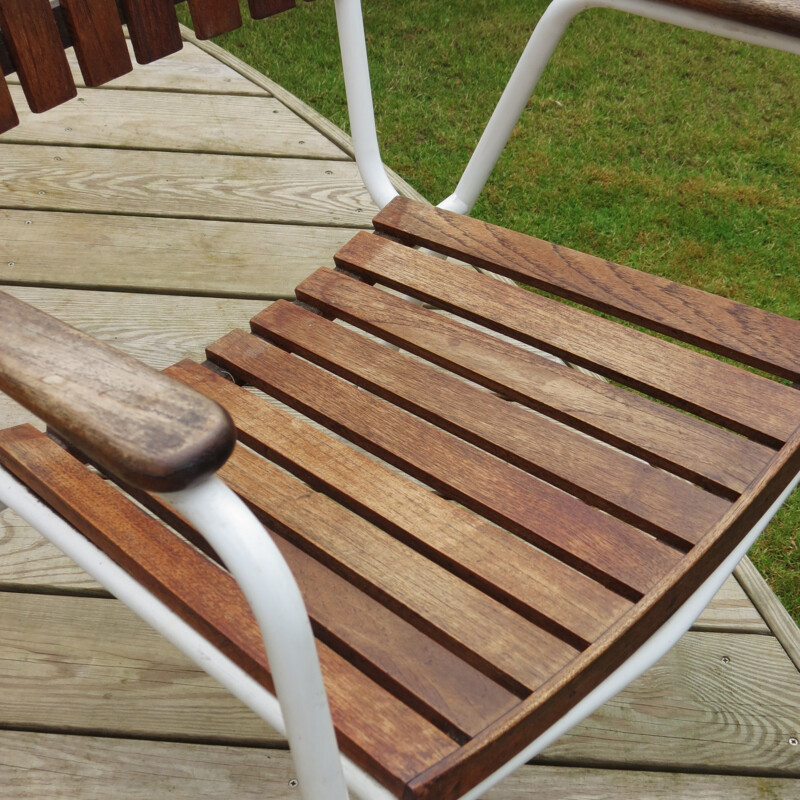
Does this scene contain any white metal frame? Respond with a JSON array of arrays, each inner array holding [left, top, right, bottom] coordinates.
[[1, 2, 799, 799]]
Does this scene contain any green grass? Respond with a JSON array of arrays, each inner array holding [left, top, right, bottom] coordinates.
[[180, 0, 800, 623]]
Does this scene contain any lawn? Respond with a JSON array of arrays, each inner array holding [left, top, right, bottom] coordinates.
[[180, 0, 800, 622]]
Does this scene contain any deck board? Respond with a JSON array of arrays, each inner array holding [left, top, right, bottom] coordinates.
[[0, 21, 798, 800]]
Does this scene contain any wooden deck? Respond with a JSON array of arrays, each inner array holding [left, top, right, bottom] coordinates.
[[1, 28, 799, 799]]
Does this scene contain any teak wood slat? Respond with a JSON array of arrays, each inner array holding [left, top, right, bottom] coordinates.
[[59, 0, 132, 87], [662, 0, 800, 37], [185, 0, 242, 40], [374, 198, 800, 382], [248, 0, 296, 18], [0, 0, 76, 113], [334, 232, 800, 445], [0, 70, 16, 133], [167, 359, 630, 647], [295, 267, 775, 497], [251, 300, 731, 545], [119, 0, 183, 65]]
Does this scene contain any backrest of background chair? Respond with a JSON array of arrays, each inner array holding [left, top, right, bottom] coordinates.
[[0, 0, 314, 135], [660, 0, 800, 37]]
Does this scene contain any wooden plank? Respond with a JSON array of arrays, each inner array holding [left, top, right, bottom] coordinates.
[[169, 359, 632, 647], [296, 267, 775, 497], [3, 732, 800, 800], [3, 85, 348, 158], [207, 330, 682, 598], [2, 594, 797, 776], [0, 0, 76, 113], [0, 292, 235, 492], [0, 210, 355, 298], [375, 198, 800, 382], [59, 0, 132, 88], [0, 72, 18, 133], [248, 0, 296, 19], [0, 145, 375, 227], [253, 300, 731, 545], [662, 0, 800, 37], [119, 0, 182, 64], [693, 574, 771, 634], [334, 233, 800, 445], [186, 0, 242, 40]]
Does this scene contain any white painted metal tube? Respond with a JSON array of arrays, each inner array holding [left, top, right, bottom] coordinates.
[[334, 0, 399, 210], [161, 475, 349, 800], [453, 468, 800, 800], [439, 0, 800, 215]]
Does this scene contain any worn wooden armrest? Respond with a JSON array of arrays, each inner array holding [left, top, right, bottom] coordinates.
[[0, 291, 235, 491], [660, 0, 800, 37]]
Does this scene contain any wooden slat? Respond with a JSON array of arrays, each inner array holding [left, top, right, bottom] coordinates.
[[0, 291, 235, 492], [335, 233, 800, 445], [186, 0, 242, 39], [693, 575, 771, 634], [3, 85, 348, 158], [662, 0, 800, 37], [0, 210, 355, 299], [0, 71, 16, 133], [59, 0, 132, 87], [0, 428, 458, 793], [374, 198, 800, 382], [0, 145, 375, 227], [168, 359, 632, 646], [248, 0, 296, 18], [119, 0, 183, 65], [0, 0, 76, 113], [3, 595, 798, 779], [253, 300, 731, 545], [206, 330, 681, 598], [296, 267, 774, 497]]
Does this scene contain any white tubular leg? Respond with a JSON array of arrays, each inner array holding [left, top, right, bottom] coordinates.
[[335, 0, 399, 210], [162, 475, 349, 800], [440, 0, 800, 216]]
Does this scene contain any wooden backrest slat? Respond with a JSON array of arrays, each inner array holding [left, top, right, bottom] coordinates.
[[0, 70, 16, 132], [661, 0, 800, 38], [206, 329, 682, 599], [335, 232, 800, 446], [119, 0, 182, 64], [0, 424, 461, 795], [295, 267, 775, 498], [60, 0, 132, 87], [0, 0, 76, 112], [167, 359, 631, 647], [248, 0, 296, 19], [374, 198, 800, 383], [252, 300, 730, 546], [185, 0, 242, 40]]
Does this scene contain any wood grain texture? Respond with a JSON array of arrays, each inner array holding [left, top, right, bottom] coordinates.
[[119, 0, 183, 64], [253, 300, 731, 546], [335, 233, 800, 445], [375, 198, 800, 382], [186, 0, 242, 39], [0, 0, 76, 113], [663, 0, 800, 37], [59, 0, 132, 87], [0, 71, 16, 132], [247, 0, 296, 19], [3, 85, 347, 158], [4, 732, 800, 800], [0, 145, 375, 226], [2, 594, 798, 777], [208, 330, 681, 599], [296, 267, 774, 497], [0, 431, 459, 792], [168, 359, 632, 647], [0, 292, 235, 491], [0, 210, 355, 298]]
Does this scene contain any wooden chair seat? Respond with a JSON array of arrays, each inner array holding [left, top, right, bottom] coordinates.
[[2, 197, 799, 800]]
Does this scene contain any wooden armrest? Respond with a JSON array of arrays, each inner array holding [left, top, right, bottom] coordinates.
[[660, 0, 800, 37], [0, 291, 235, 491]]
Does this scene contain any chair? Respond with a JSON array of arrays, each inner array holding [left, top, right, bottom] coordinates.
[[1, 1, 799, 799]]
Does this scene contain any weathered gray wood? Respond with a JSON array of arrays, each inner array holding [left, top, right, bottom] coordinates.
[[2, 731, 799, 800], [693, 575, 771, 634], [0, 210, 356, 298], [0, 145, 375, 226], [2, 592, 798, 774], [3, 85, 347, 159]]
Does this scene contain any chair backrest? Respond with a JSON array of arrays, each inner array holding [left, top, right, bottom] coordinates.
[[0, 0, 314, 134], [661, 0, 800, 37]]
